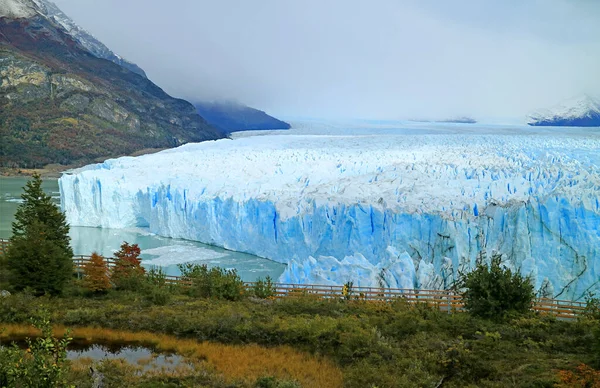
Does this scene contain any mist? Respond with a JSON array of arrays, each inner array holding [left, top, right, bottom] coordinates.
[[52, 0, 600, 121]]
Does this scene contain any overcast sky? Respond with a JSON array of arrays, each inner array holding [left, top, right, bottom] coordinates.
[[52, 0, 600, 121]]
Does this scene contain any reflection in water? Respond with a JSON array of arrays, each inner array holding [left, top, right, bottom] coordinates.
[[0, 177, 285, 282], [67, 345, 188, 372]]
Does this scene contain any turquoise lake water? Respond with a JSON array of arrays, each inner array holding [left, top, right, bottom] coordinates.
[[0, 177, 285, 281]]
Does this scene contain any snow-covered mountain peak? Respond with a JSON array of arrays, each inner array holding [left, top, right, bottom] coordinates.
[[1, 0, 147, 77], [528, 95, 600, 127], [0, 0, 39, 18]]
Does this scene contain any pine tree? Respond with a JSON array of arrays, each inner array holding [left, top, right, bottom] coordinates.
[[7, 174, 73, 295], [82, 252, 110, 293]]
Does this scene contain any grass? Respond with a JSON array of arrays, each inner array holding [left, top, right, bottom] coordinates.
[[0, 324, 343, 388]]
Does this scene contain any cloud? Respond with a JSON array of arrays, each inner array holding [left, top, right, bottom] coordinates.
[[53, 0, 600, 120]]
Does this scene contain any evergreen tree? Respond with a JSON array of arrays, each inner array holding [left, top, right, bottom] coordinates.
[[7, 174, 73, 295]]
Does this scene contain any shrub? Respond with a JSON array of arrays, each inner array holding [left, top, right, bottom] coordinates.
[[557, 364, 600, 387], [582, 293, 600, 321], [7, 174, 73, 295], [178, 263, 245, 301], [142, 267, 173, 306], [111, 242, 145, 291], [253, 276, 276, 299], [0, 313, 72, 388], [459, 255, 534, 320], [82, 252, 110, 293], [254, 376, 301, 388]]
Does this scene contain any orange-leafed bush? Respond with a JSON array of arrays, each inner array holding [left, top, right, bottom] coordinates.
[[557, 364, 600, 387], [82, 252, 110, 293], [111, 242, 145, 290]]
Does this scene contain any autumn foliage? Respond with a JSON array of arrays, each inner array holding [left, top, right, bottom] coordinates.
[[82, 252, 110, 293], [557, 364, 600, 387], [111, 242, 145, 290]]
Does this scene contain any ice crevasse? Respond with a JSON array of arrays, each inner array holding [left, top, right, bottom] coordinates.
[[59, 132, 600, 300]]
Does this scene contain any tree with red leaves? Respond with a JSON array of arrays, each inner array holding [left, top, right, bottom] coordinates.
[[111, 242, 145, 290]]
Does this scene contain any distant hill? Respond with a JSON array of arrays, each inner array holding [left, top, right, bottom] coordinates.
[[410, 117, 477, 124], [0, 0, 224, 168], [528, 95, 600, 127], [437, 117, 477, 124], [194, 101, 291, 133]]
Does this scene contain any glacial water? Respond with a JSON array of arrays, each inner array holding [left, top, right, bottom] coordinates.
[[0, 177, 285, 281]]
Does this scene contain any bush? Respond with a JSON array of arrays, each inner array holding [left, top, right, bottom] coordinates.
[[7, 174, 73, 295], [82, 252, 110, 293], [111, 242, 145, 291], [142, 267, 173, 306], [459, 255, 534, 320], [254, 376, 301, 388], [252, 276, 276, 299], [582, 293, 600, 321], [0, 313, 72, 388], [178, 263, 245, 301]]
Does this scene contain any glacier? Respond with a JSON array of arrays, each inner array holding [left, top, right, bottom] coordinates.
[[59, 121, 600, 300]]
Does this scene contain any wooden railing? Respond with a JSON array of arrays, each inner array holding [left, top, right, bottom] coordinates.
[[0, 238, 588, 319], [0, 239, 8, 256]]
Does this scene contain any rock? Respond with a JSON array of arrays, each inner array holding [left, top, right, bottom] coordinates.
[[60, 94, 90, 112], [0, 290, 11, 298], [90, 366, 105, 388]]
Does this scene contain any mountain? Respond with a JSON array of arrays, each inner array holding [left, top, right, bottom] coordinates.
[[409, 117, 477, 124], [194, 101, 291, 133], [528, 95, 600, 127], [29, 0, 147, 77], [0, 0, 225, 168], [437, 117, 476, 124]]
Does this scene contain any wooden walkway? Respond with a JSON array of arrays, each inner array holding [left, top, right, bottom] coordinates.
[[0, 238, 588, 319]]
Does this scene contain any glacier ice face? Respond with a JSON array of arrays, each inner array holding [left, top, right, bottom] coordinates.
[[60, 121, 600, 300]]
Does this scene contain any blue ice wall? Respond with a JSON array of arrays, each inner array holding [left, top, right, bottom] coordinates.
[[131, 185, 598, 300]]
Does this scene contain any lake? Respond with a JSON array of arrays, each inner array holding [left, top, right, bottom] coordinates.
[[0, 177, 285, 281]]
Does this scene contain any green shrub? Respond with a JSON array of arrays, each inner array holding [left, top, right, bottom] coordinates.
[[0, 313, 72, 388], [252, 276, 276, 299], [178, 263, 245, 301], [254, 376, 301, 388], [459, 255, 535, 320], [141, 267, 173, 306], [582, 293, 600, 321]]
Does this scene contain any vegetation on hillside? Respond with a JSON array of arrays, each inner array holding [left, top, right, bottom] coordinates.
[[0, 15, 224, 169]]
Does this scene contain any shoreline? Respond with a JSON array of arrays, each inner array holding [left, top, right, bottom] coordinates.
[[0, 147, 168, 178]]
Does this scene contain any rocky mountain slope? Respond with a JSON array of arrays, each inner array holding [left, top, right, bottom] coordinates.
[[28, 0, 146, 77], [194, 101, 290, 132], [528, 95, 600, 127], [0, 0, 225, 168]]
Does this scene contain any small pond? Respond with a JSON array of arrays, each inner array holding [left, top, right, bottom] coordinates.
[[67, 344, 188, 372], [1, 340, 190, 372]]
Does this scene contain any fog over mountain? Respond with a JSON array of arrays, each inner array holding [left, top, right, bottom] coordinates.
[[52, 0, 600, 121]]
